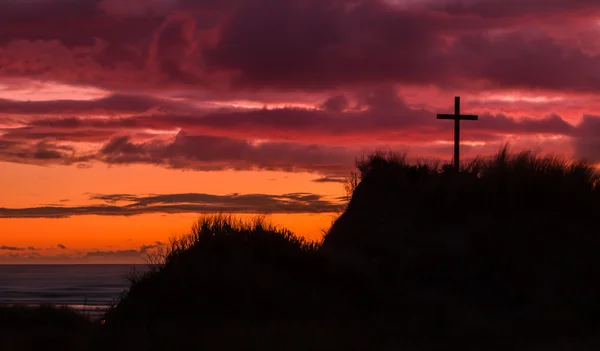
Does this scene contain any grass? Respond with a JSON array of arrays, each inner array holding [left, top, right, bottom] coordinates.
[[6, 146, 600, 350]]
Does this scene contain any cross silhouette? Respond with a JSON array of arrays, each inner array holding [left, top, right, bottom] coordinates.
[[437, 96, 478, 170]]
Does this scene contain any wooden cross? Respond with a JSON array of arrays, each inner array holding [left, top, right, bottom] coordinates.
[[437, 96, 478, 170]]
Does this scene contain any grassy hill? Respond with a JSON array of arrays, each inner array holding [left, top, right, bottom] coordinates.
[[93, 147, 600, 350]]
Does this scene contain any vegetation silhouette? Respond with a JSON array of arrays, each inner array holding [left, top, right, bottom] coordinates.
[[324, 146, 600, 340], [7, 146, 600, 350], [93, 146, 600, 350]]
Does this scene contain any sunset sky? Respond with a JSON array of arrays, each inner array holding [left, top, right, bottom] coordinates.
[[1, 0, 600, 263]]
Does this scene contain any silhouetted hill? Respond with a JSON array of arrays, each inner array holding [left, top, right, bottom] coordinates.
[[323, 146, 600, 338], [95, 147, 600, 350], [103, 215, 328, 327]]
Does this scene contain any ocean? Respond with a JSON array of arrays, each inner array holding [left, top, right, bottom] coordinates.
[[0, 264, 147, 319]]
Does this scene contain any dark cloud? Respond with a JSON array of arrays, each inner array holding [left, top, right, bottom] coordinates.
[[83, 250, 140, 258], [447, 32, 600, 93], [0, 239, 173, 263], [321, 95, 349, 113], [311, 177, 346, 184], [572, 115, 600, 162], [96, 133, 356, 174], [0, 245, 25, 251], [474, 113, 577, 136], [0, 0, 161, 55], [1, 129, 114, 143], [206, 0, 449, 90], [57, 244, 67, 249], [0, 94, 187, 116], [0, 139, 90, 165], [0, 191, 343, 219], [431, 0, 600, 19], [139, 241, 166, 254], [0, 0, 598, 93], [190, 0, 600, 92]]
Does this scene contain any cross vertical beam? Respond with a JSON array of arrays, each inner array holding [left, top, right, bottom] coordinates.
[[437, 96, 478, 170]]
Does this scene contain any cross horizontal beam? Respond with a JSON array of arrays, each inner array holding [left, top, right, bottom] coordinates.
[[437, 114, 478, 121]]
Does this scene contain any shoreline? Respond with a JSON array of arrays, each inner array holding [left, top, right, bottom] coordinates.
[[1, 303, 109, 320]]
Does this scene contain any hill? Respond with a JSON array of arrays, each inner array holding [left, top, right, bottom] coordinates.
[[95, 147, 600, 350]]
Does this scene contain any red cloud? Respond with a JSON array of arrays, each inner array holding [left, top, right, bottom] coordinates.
[[0, 94, 185, 115], [1, 0, 599, 94], [431, 0, 600, 18], [4, 87, 577, 145]]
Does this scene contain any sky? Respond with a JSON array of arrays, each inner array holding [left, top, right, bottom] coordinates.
[[1, 0, 600, 263]]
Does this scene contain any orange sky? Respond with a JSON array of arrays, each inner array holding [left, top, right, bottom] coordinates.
[[0, 159, 343, 263]]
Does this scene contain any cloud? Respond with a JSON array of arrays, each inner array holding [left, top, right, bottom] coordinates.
[[0, 245, 25, 251], [0, 191, 344, 219], [139, 241, 167, 254], [320, 95, 349, 113], [430, 0, 600, 19], [446, 32, 600, 93], [571, 115, 600, 162], [57, 244, 67, 249], [98, 0, 180, 17], [0, 240, 174, 263], [0, 94, 188, 116], [83, 249, 140, 258], [95, 133, 358, 174], [0, 139, 91, 166], [2, 88, 579, 144], [0, 0, 599, 94], [0, 0, 597, 175], [311, 177, 346, 184], [0, 87, 588, 175], [5, 89, 423, 144]]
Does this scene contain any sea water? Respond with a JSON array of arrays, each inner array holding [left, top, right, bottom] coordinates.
[[0, 264, 146, 319]]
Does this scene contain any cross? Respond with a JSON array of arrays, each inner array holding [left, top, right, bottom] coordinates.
[[437, 96, 478, 170]]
